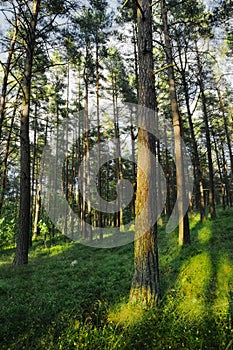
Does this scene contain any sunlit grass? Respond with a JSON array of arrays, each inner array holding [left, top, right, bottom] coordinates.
[[189, 213, 201, 230], [108, 301, 145, 327], [175, 252, 212, 319], [0, 208, 233, 349], [197, 221, 212, 244], [213, 255, 232, 315]]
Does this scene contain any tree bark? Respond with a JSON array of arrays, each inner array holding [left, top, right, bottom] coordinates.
[[0, 90, 19, 216], [14, 0, 41, 265], [130, 0, 160, 306], [95, 38, 103, 239], [161, 0, 190, 245], [195, 41, 216, 219], [216, 84, 233, 190], [0, 3, 21, 142], [177, 38, 206, 221]]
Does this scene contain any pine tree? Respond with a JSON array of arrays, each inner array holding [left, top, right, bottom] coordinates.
[[130, 0, 160, 306]]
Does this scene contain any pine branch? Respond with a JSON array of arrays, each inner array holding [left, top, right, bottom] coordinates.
[[152, 63, 173, 75]]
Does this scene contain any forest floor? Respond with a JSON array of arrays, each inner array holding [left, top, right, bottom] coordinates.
[[0, 208, 233, 349]]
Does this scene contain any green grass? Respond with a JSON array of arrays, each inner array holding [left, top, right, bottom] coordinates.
[[0, 208, 233, 349]]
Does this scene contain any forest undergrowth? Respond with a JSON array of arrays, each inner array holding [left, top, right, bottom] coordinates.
[[0, 207, 233, 349]]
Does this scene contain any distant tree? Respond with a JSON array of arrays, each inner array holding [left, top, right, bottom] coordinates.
[[0, 1, 21, 142], [14, 0, 41, 265], [13, 0, 74, 264], [195, 40, 216, 219], [160, 0, 190, 245]]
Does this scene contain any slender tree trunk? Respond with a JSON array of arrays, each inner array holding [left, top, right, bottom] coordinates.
[[32, 170, 41, 240], [115, 106, 124, 230], [132, 23, 139, 100], [14, 0, 41, 265], [216, 85, 233, 176], [0, 4, 21, 142], [29, 102, 38, 245], [216, 84, 233, 203], [0, 91, 19, 216], [130, 107, 136, 217], [163, 115, 172, 218], [83, 44, 92, 240], [161, 0, 190, 245], [221, 144, 231, 208], [95, 38, 103, 239], [212, 132, 225, 209], [130, 0, 160, 306], [220, 141, 231, 208], [177, 40, 206, 221], [63, 63, 70, 241], [195, 41, 216, 219], [111, 73, 121, 229], [76, 69, 83, 234]]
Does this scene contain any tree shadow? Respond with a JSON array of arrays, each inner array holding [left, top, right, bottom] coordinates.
[[0, 239, 134, 349], [157, 208, 233, 348], [0, 209, 233, 349]]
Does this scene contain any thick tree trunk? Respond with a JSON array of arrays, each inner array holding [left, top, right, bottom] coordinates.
[[130, 0, 160, 306]]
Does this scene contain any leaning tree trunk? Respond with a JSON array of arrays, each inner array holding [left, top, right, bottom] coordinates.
[[130, 0, 160, 306], [14, 0, 41, 266]]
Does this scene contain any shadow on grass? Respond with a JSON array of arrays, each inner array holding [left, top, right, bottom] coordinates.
[[153, 208, 233, 349], [0, 209, 233, 349], [0, 239, 134, 349]]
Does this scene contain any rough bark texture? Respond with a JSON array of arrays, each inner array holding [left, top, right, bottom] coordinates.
[[14, 0, 41, 265], [130, 0, 160, 306]]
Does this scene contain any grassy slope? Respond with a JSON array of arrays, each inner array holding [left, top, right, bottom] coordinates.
[[0, 208, 233, 349]]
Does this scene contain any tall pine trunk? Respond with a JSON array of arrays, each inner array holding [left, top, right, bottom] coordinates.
[[177, 39, 205, 221], [130, 0, 160, 306], [95, 38, 103, 239], [195, 41, 216, 219], [161, 0, 190, 245], [14, 0, 41, 265], [0, 90, 19, 216], [0, 4, 21, 142]]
